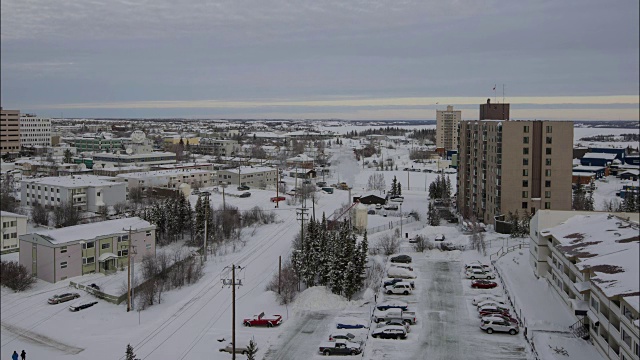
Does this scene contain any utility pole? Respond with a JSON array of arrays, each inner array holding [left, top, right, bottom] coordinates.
[[201, 191, 211, 262], [126, 226, 132, 312], [407, 169, 410, 191], [222, 185, 226, 210], [278, 256, 282, 295], [296, 207, 309, 246], [276, 168, 280, 208], [222, 265, 244, 360]]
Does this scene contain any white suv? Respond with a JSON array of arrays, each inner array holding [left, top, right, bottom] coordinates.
[[466, 269, 494, 280], [480, 318, 519, 335], [385, 282, 413, 295]]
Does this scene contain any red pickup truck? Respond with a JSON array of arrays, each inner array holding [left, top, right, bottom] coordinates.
[[243, 312, 283, 327], [270, 196, 286, 203]]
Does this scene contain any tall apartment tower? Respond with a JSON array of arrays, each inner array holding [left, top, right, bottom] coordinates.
[[20, 114, 52, 148], [480, 98, 510, 120], [1, 108, 21, 156], [436, 105, 461, 150], [457, 119, 573, 224]]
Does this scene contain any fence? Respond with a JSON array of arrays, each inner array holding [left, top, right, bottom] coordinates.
[[70, 281, 127, 305], [489, 242, 529, 262], [366, 217, 416, 235]]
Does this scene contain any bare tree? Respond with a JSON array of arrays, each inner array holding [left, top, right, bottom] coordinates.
[[366, 173, 386, 194], [97, 205, 109, 220], [113, 202, 128, 215], [376, 234, 400, 256], [265, 259, 299, 305], [31, 201, 50, 226], [0, 260, 37, 291], [0, 178, 19, 213]]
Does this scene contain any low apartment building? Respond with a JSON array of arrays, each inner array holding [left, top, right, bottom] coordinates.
[[1, 211, 28, 252], [92, 151, 177, 168], [19, 217, 156, 283], [529, 210, 640, 360], [21, 175, 126, 212], [215, 166, 277, 188], [62, 134, 125, 153], [196, 138, 240, 157], [116, 168, 214, 191]]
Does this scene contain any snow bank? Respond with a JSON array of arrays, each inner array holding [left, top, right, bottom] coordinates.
[[534, 332, 606, 360], [423, 249, 462, 260], [292, 286, 357, 312]]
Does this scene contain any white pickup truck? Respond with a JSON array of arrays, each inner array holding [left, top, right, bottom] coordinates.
[[372, 309, 417, 325]]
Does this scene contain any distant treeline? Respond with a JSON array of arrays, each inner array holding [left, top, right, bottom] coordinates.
[[408, 129, 436, 142], [580, 133, 640, 142], [345, 126, 409, 137]]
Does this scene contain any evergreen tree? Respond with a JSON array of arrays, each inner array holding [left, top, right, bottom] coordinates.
[[390, 176, 398, 196], [572, 184, 588, 210], [623, 191, 638, 212], [427, 202, 440, 226], [397, 183, 402, 196], [125, 344, 136, 360], [246, 339, 259, 360], [510, 210, 521, 238], [342, 260, 358, 300], [445, 176, 452, 199]]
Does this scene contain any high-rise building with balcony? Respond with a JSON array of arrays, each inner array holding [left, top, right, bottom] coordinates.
[[457, 109, 573, 224], [436, 105, 461, 151]]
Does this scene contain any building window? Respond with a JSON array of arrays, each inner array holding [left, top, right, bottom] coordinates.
[[524, 126, 529, 133], [546, 158, 552, 166], [101, 243, 110, 250], [522, 202, 527, 209], [118, 249, 128, 257], [522, 191, 529, 198], [545, 169, 551, 176], [546, 148, 552, 155], [523, 169, 529, 176], [523, 147, 529, 155], [546, 125, 552, 133], [146, 230, 152, 237], [591, 297, 599, 311], [523, 137, 529, 144], [545, 191, 551, 198], [60, 246, 67, 253], [118, 235, 129, 242], [61, 261, 68, 269], [83, 257, 95, 265], [545, 202, 551, 209], [146, 244, 151, 250], [622, 329, 632, 347], [522, 180, 529, 187], [545, 180, 551, 187]]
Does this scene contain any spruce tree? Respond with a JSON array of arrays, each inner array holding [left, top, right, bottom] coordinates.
[[125, 344, 135, 360], [397, 183, 402, 196], [510, 210, 521, 238], [390, 176, 398, 196], [246, 339, 259, 360]]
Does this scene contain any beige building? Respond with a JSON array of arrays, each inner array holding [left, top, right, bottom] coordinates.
[[215, 166, 277, 188], [436, 105, 461, 150], [1, 211, 28, 252], [1, 108, 21, 156], [457, 119, 573, 224]]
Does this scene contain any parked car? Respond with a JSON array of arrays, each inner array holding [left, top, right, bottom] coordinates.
[[376, 301, 409, 311], [270, 196, 286, 203], [328, 331, 363, 344], [237, 185, 250, 191], [471, 280, 498, 289], [476, 299, 507, 309], [480, 318, 519, 335], [465, 262, 491, 271], [318, 340, 362, 356], [384, 204, 399, 210], [383, 278, 415, 289], [482, 314, 518, 324], [336, 318, 368, 329], [377, 318, 411, 333], [466, 269, 495, 280], [391, 264, 414, 272], [472, 294, 505, 306], [375, 204, 383, 209], [479, 307, 511, 318], [367, 210, 376, 215], [373, 309, 417, 324], [478, 305, 510, 316], [69, 300, 98, 312], [434, 234, 445, 242], [387, 267, 416, 279], [243, 312, 283, 327], [390, 255, 412, 263], [390, 196, 404, 203], [316, 181, 327, 187], [322, 187, 334, 194], [371, 325, 407, 339], [238, 192, 251, 198], [219, 343, 249, 355], [48, 293, 80, 304], [385, 282, 413, 295]]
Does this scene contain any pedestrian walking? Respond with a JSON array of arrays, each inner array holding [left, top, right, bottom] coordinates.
[[21, 350, 26, 360], [12, 351, 18, 360]]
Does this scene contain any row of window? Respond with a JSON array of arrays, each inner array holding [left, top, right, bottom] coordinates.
[[523, 125, 553, 133], [521, 201, 551, 209], [523, 190, 551, 198], [25, 184, 61, 192], [522, 180, 552, 187], [2, 233, 18, 240], [522, 147, 553, 155], [2, 220, 18, 227]]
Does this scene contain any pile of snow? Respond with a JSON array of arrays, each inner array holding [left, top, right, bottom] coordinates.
[[424, 249, 462, 260], [292, 286, 353, 312], [534, 332, 606, 360]]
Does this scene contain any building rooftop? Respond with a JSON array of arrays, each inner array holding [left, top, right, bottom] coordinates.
[[22, 175, 119, 188], [582, 152, 617, 160], [29, 217, 154, 245], [1, 211, 28, 218], [543, 213, 639, 298], [117, 168, 213, 179]]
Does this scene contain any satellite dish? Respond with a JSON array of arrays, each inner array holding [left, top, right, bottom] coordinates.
[[126, 148, 133, 154], [130, 131, 146, 144]]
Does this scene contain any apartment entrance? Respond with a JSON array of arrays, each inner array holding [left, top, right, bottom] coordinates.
[[98, 253, 118, 274]]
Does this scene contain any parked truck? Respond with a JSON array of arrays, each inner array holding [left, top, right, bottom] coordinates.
[[372, 309, 417, 325], [318, 340, 362, 356]]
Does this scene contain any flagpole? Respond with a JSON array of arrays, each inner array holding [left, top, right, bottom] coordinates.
[[494, 84, 497, 103]]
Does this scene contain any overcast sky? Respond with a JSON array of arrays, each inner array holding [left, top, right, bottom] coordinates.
[[1, 0, 638, 120]]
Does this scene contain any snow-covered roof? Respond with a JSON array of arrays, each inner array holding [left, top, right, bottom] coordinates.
[[116, 168, 212, 179], [572, 172, 595, 177], [582, 152, 617, 160], [22, 175, 119, 188], [29, 217, 154, 245], [544, 214, 639, 298], [573, 165, 606, 171], [287, 154, 314, 162], [237, 166, 276, 174], [1, 211, 28, 219], [619, 170, 640, 176]]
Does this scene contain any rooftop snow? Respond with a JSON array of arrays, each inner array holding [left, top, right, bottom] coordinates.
[[1, 211, 28, 218], [116, 168, 212, 179], [32, 217, 154, 245], [545, 214, 639, 298], [582, 152, 617, 160], [22, 175, 119, 188], [573, 165, 606, 171]]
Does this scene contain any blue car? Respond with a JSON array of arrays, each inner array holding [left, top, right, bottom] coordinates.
[[376, 301, 409, 311], [336, 321, 367, 329]]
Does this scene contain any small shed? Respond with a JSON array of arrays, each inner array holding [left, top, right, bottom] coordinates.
[[354, 194, 386, 205]]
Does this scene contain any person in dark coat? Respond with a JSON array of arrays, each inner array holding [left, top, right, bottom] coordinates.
[[21, 350, 26, 360], [12, 351, 18, 360]]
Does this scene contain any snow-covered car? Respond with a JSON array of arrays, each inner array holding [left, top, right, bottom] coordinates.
[[471, 294, 505, 306], [478, 305, 510, 315], [371, 325, 407, 339], [318, 340, 362, 356], [481, 314, 518, 324], [384, 282, 413, 295], [480, 318, 519, 335], [465, 262, 491, 271], [389, 196, 404, 203], [373, 309, 417, 324], [387, 267, 416, 279], [219, 343, 250, 355], [465, 269, 494, 280], [376, 300, 409, 311], [48, 293, 80, 304], [391, 263, 413, 271], [383, 204, 399, 210], [375, 204, 383, 209], [471, 280, 498, 289], [328, 331, 363, 344], [68, 300, 98, 312], [377, 318, 411, 333], [476, 299, 507, 309], [434, 234, 445, 241], [336, 318, 368, 329]]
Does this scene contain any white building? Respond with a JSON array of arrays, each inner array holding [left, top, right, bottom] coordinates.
[[92, 131, 177, 168], [1, 211, 28, 252], [436, 105, 461, 150], [215, 166, 277, 188], [21, 175, 126, 212], [117, 168, 215, 191], [529, 210, 640, 360], [20, 114, 52, 148]]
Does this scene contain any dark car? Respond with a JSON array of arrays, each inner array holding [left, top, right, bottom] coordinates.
[[316, 181, 327, 187], [390, 255, 412, 264], [237, 185, 250, 191], [367, 210, 375, 215], [371, 326, 407, 339], [238, 192, 251, 198], [383, 278, 415, 289], [69, 301, 98, 312], [471, 280, 498, 289], [48, 293, 80, 304]]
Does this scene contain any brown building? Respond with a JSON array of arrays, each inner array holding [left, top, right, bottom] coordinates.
[[457, 119, 573, 224], [479, 99, 510, 120], [436, 105, 461, 151], [1, 108, 21, 156]]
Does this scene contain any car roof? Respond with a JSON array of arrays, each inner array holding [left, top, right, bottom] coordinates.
[[376, 325, 406, 331]]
